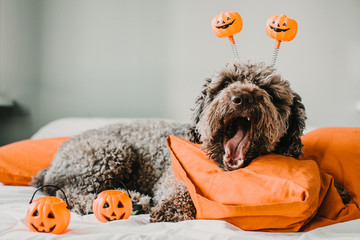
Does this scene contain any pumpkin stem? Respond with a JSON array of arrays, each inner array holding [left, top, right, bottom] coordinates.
[[228, 36, 235, 45], [275, 40, 281, 49]]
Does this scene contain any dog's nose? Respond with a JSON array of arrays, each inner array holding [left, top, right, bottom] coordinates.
[[231, 93, 253, 105]]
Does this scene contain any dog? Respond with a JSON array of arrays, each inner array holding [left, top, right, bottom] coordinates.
[[33, 61, 309, 222]]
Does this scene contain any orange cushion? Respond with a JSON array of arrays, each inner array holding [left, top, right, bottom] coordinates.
[[301, 127, 360, 231], [168, 127, 360, 232], [0, 137, 69, 186], [168, 135, 322, 232]]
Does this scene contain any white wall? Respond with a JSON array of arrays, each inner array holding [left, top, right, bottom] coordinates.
[[166, 0, 360, 128], [38, 0, 173, 122], [0, 0, 42, 144], [1, 0, 359, 144]]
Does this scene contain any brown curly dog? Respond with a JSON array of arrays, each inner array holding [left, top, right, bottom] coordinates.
[[33, 61, 310, 223]]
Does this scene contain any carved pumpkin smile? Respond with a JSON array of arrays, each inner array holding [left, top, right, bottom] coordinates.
[[215, 19, 236, 29], [102, 212, 126, 221], [31, 223, 56, 233], [269, 25, 290, 32]]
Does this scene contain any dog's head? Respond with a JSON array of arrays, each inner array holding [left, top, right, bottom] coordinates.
[[188, 61, 306, 170]]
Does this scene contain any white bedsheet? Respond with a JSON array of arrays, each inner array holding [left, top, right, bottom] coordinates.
[[1, 185, 360, 239], [1, 117, 360, 239]]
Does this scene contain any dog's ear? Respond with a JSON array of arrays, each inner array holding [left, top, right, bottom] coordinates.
[[188, 78, 211, 143], [274, 92, 306, 158]]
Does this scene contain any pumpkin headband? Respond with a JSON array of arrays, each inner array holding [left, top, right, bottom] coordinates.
[[211, 12, 298, 66]]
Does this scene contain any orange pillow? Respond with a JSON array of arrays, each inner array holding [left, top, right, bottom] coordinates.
[[168, 127, 360, 232], [168, 135, 322, 232], [0, 137, 69, 186], [302, 127, 360, 195], [301, 127, 360, 231]]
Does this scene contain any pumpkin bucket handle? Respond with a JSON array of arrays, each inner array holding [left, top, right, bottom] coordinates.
[[29, 185, 70, 209], [94, 178, 131, 200]]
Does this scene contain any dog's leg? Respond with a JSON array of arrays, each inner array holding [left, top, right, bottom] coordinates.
[[52, 186, 94, 215], [150, 167, 196, 222], [126, 189, 152, 215], [52, 184, 152, 215], [150, 188, 195, 222]]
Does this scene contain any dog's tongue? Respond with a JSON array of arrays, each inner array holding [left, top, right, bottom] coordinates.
[[224, 124, 250, 170], [226, 128, 248, 160]]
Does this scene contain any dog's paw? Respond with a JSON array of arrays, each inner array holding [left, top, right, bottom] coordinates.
[[62, 193, 94, 215], [149, 192, 196, 222], [127, 190, 151, 215]]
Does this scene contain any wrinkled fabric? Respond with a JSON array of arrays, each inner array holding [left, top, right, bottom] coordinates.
[[0, 137, 70, 185], [168, 127, 360, 232]]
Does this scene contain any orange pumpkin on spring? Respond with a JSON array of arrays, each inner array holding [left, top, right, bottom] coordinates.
[[211, 12, 243, 40], [26, 196, 71, 234], [93, 190, 132, 222], [265, 15, 298, 42]]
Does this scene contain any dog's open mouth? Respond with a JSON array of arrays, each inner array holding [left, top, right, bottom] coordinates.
[[223, 117, 252, 171]]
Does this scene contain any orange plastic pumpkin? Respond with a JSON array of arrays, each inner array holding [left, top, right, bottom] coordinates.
[[211, 12, 242, 44], [93, 190, 132, 222], [26, 186, 70, 234], [266, 15, 298, 47]]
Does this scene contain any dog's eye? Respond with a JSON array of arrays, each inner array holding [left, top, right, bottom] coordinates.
[[223, 82, 230, 88]]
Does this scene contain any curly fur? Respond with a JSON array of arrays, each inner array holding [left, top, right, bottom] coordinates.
[[34, 119, 193, 218], [189, 61, 306, 169], [33, 61, 309, 222]]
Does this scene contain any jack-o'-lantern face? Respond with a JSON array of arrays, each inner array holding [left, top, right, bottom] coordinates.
[[266, 15, 298, 41], [92, 190, 132, 223], [211, 12, 243, 38], [26, 196, 71, 234]]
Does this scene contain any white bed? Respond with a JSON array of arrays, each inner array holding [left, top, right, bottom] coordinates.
[[1, 117, 360, 240]]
